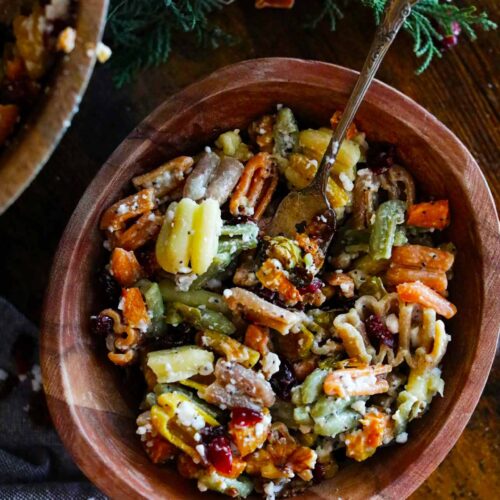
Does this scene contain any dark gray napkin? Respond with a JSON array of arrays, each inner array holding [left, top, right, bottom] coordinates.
[[0, 297, 105, 499]]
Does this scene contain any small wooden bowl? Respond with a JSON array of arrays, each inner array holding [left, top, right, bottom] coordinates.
[[41, 58, 500, 499], [0, 0, 108, 214]]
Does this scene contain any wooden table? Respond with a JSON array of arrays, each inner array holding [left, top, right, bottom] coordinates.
[[0, 1, 498, 497]]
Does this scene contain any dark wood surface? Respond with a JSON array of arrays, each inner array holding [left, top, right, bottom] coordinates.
[[2, 1, 499, 498]]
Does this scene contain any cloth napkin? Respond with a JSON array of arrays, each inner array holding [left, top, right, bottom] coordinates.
[[0, 297, 105, 499]]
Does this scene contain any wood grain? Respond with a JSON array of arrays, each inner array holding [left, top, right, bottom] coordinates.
[[40, 59, 500, 500], [0, 0, 109, 214]]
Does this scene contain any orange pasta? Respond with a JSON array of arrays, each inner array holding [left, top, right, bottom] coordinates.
[[391, 244, 454, 271], [122, 287, 150, 328], [397, 281, 457, 318], [407, 200, 450, 229], [110, 248, 143, 287], [386, 264, 447, 292]]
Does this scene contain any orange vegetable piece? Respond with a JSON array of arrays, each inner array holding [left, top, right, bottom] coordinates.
[[110, 248, 143, 287], [121, 288, 150, 329], [397, 281, 457, 319], [345, 408, 393, 462], [144, 435, 178, 464], [244, 324, 270, 355], [229, 409, 270, 457], [330, 110, 358, 140], [256, 259, 302, 305], [386, 265, 447, 292], [407, 200, 450, 230], [0, 104, 19, 145], [391, 244, 454, 271]]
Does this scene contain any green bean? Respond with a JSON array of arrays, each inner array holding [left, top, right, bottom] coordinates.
[[293, 405, 314, 426], [159, 280, 229, 314], [300, 368, 328, 405], [165, 302, 236, 335], [369, 200, 406, 260], [137, 280, 167, 336]]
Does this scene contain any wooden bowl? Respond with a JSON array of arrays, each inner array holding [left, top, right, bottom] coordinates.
[[0, 0, 109, 214], [41, 58, 500, 499]]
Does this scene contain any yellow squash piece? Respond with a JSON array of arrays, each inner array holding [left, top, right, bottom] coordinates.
[[147, 346, 214, 383], [191, 199, 222, 274]]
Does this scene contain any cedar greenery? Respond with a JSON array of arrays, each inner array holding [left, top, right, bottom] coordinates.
[[106, 0, 496, 87]]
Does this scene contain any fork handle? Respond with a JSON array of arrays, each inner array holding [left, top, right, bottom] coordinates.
[[312, 0, 418, 194]]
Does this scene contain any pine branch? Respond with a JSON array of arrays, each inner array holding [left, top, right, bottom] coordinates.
[[105, 0, 496, 87], [360, 0, 497, 73], [106, 0, 233, 87]]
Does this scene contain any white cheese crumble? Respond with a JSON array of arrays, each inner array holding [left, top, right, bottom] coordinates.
[[339, 172, 354, 192], [0, 368, 8, 381], [385, 313, 399, 334], [261, 352, 281, 379], [176, 401, 205, 430], [57, 27, 76, 54], [395, 432, 408, 444], [350, 400, 366, 415], [96, 42, 112, 63], [223, 289, 233, 298]]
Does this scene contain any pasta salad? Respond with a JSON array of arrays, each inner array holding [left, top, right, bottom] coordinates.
[[92, 106, 456, 499]]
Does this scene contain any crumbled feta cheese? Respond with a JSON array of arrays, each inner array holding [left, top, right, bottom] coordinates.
[[350, 400, 366, 415], [195, 444, 206, 458], [395, 432, 408, 444], [204, 146, 212, 153], [197, 480, 208, 492], [339, 172, 354, 192], [116, 203, 129, 215], [137, 320, 149, 333], [57, 27, 76, 54], [117, 297, 125, 310], [261, 352, 281, 379], [385, 313, 399, 334], [45, 0, 70, 20], [223, 289, 233, 298], [96, 42, 112, 63], [276, 103, 283, 110], [176, 401, 205, 430]]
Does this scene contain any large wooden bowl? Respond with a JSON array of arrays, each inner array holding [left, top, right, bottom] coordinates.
[[41, 58, 500, 499], [0, 0, 108, 214]]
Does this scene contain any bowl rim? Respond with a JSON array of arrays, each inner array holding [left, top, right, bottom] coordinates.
[[0, 0, 109, 215], [41, 57, 500, 499]]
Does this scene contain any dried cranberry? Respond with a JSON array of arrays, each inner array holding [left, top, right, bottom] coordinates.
[[270, 358, 297, 400], [206, 435, 233, 475], [146, 324, 195, 349], [91, 315, 114, 336], [313, 462, 327, 483], [366, 142, 396, 175], [200, 425, 226, 444], [298, 278, 324, 295], [365, 314, 395, 349], [231, 407, 263, 427], [98, 270, 121, 306]]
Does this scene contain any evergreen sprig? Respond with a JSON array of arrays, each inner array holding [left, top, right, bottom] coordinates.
[[106, 0, 496, 87]]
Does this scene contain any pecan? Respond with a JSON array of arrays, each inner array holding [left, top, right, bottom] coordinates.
[[205, 157, 245, 205], [229, 153, 278, 220], [248, 115, 275, 152], [352, 169, 380, 229], [246, 423, 316, 482], [324, 272, 355, 298], [182, 152, 220, 201], [378, 165, 415, 206]]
